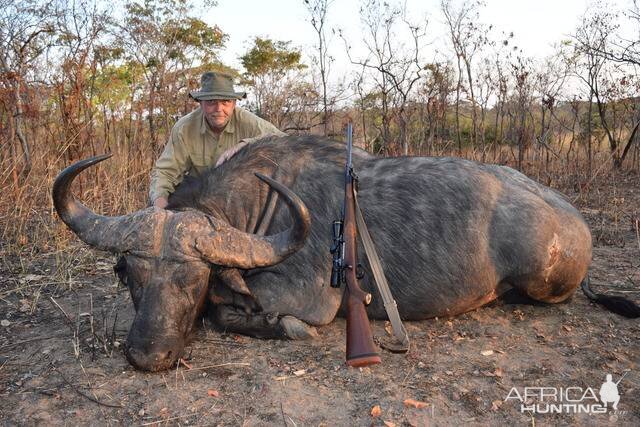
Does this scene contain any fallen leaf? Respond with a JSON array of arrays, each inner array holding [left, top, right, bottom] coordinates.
[[384, 321, 393, 336], [403, 398, 429, 409], [491, 400, 503, 411], [563, 325, 572, 332], [293, 369, 306, 376], [207, 389, 219, 397], [481, 350, 494, 356], [383, 421, 396, 427], [482, 367, 504, 377], [371, 405, 382, 417]]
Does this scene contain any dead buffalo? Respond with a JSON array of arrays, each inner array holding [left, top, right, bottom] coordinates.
[[54, 136, 610, 371]]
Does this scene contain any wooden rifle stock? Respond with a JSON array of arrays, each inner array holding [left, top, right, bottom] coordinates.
[[343, 161, 381, 367], [345, 289, 381, 367]]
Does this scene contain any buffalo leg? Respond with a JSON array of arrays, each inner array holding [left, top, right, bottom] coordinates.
[[210, 305, 318, 340]]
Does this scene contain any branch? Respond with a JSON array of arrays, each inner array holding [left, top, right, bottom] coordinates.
[[620, 118, 640, 164]]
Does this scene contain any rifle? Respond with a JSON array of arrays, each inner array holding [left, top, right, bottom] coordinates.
[[330, 123, 381, 367]]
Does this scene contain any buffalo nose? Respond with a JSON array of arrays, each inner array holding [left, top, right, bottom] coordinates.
[[125, 345, 178, 372]]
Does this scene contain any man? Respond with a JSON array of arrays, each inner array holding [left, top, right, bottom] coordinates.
[[599, 374, 620, 410], [149, 71, 285, 208]]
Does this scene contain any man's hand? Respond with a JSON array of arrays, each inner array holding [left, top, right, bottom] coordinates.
[[153, 197, 168, 209], [215, 141, 248, 167]]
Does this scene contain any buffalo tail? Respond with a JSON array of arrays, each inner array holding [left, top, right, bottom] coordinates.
[[581, 276, 640, 319]]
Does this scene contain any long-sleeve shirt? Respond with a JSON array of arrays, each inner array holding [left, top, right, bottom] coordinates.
[[149, 106, 285, 202]]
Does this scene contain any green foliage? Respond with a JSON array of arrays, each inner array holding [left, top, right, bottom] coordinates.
[[162, 17, 226, 62], [241, 37, 306, 78], [92, 61, 145, 110], [122, 0, 226, 68]]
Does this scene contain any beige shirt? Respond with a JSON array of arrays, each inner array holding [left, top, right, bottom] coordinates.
[[149, 106, 285, 202]]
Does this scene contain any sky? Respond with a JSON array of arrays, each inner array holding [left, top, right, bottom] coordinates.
[[206, 0, 627, 72]]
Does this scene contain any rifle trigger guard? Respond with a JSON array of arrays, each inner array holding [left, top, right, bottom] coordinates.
[[356, 264, 365, 280]]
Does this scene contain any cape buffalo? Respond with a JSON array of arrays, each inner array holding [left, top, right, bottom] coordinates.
[[53, 136, 596, 371]]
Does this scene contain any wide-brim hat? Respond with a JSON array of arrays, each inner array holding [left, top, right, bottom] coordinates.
[[189, 72, 247, 101]]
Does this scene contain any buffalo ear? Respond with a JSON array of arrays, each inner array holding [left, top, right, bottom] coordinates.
[[217, 268, 253, 295]]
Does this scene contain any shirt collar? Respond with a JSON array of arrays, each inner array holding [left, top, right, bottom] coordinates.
[[199, 107, 237, 136]]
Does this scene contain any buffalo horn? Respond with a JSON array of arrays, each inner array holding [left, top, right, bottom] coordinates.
[[194, 173, 310, 268], [52, 154, 139, 253]]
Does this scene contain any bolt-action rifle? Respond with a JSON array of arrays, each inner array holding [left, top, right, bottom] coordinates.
[[330, 123, 381, 367]]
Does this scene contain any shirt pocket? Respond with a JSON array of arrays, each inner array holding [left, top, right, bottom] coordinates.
[[190, 152, 209, 168]]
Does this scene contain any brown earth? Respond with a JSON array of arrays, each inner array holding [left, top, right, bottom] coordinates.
[[1, 177, 639, 426]]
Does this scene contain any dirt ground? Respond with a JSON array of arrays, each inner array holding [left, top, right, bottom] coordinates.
[[1, 177, 639, 426]]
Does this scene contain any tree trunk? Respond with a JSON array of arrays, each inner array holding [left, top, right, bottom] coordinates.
[[464, 58, 477, 148], [454, 55, 462, 155], [13, 81, 31, 175], [587, 90, 593, 177], [619, 118, 640, 167]]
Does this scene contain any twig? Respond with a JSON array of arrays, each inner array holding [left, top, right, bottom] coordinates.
[[280, 402, 287, 427], [0, 281, 71, 298], [0, 334, 66, 351], [182, 362, 250, 372], [48, 296, 74, 326], [140, 413, 198, 426], [178, 358, 192, 369], [274, 370, 310, 381], [52, 367, 123, 408]]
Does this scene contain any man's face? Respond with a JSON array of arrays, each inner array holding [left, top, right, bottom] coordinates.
[[201, 99, 236, 131]]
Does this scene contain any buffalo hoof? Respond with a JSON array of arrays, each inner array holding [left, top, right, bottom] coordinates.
[[279, 316, 318, 340]]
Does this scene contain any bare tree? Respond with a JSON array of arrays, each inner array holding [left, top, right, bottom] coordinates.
[[0, 0, 57, 176], [418, 61, 454, 155], [441, 0, 489, 153], [573, 6, 640, 169], [532, 46, 571, 169], [345, 0, 426, 155], [304, 0, 333, 135], [580, 0, 640, 67], [509, 55, 534, 171], [53, 0, 112, 161]]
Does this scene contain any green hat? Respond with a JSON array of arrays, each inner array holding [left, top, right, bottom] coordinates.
[[189, 72, 247, 101]]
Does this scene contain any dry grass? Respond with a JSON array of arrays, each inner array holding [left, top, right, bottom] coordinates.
[[0, 139, 154, 312]]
